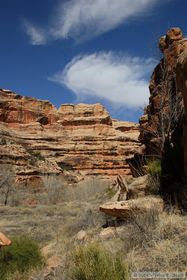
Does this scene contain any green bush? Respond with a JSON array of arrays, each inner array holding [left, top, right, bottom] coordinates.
[[147, 159, 161, 175], [70, 243, 129, 280], [0, 236, 44, 280], [147, 159, 161, 194]]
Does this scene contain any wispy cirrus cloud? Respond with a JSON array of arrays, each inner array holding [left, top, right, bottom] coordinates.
[[23, 20, 46, 45], [24, 0, 160, 44], [49, 52, 155, 108]]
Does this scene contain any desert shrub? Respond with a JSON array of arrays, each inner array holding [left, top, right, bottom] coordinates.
[[124, 208, 160, 251], [0, 164, 15, 206], [63, 203, 102, 236], [147, 159, 161, 175], [42, 175, 64, 204], [147, 159, 161, 194], [70, 243, 129, 280], [29, 150, 45, 161], [158, 211, 187, 239], [28, 150, 45, 166], [0, 236, 44, 280], [58, 162, 73, 171], [144, 237, 187, 271], [122, 204, 187, 272]]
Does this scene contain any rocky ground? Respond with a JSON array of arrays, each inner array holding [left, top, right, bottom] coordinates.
[[0, 176, 187, 280]]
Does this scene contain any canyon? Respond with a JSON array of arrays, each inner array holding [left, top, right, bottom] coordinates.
[[0, 89, 142, 184], [1, 27, 187, 209]]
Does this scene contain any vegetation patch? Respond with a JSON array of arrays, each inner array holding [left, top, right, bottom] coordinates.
[[28, 150, 45, 166], [0, 236, 44, 280], [147, 159, 161, 175], [105, 187, 117, 198], [147, 159, 161, 194], [70, 243, 129, 280]]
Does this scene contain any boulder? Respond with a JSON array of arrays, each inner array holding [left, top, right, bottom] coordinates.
[[100, 196, 164, 218], [76, 230, 87, 241], [99, 228, 116, 240], [0, 232, 11, 246], [128, 175, 148, 199]]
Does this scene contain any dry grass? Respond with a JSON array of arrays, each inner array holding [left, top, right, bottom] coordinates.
[[121, 207, 187, 273], [0, 177, 187, 279]]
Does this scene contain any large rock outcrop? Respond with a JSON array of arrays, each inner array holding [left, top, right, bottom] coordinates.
[[100, 196, 163, 218], [139, 27, 187, 206], [0, 89, 143, 184]]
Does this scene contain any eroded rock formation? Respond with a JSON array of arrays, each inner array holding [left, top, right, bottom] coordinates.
[[139, 27, 187, 206], [0, 89, 143, 184]]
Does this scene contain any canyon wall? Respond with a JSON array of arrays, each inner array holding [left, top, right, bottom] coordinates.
[[139, 27, 187, 206], [0, 89, 142, 184]]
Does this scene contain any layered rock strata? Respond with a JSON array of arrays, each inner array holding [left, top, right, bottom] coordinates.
[[0, 89, 142, 183]]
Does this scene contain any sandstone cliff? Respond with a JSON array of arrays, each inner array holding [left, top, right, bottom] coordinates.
[[139, 27, 187, 206], [0, 89, 142, 184]]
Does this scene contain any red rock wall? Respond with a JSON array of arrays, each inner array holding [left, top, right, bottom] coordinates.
[[0, 89, 143, 183], [139, 27, 187, 206]]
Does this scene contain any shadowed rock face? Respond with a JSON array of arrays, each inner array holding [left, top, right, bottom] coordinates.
[[139, 27, 187, 206], [0, 89, 143, 183], [176, 50, 187, 177]]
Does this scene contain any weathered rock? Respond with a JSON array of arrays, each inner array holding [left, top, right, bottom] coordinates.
[[139, 27, 187, 206], [159, 36, 167, 52], [128, 175, 148, 199], [99, 227, 116, 240], [100, 227, 125, 240], [165, 27, 183, 45], [100, 196, 164, 218], [0, 232, 11, 246], [110, 175, 148, 201], [76, 230, 87, 241], [46, 255, 61, 270], [139, 27, 186, 156], [0, 89, 143, 183], [112, 175, 128, 201]]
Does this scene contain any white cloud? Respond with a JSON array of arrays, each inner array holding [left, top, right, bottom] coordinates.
[[24, 0, 159, 43], [23, 21, 46, 45], [50, 52, 155, 108], [51, 0, 158, 41]]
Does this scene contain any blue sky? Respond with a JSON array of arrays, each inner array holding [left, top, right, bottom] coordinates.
[[0, 0, 187, 122]]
